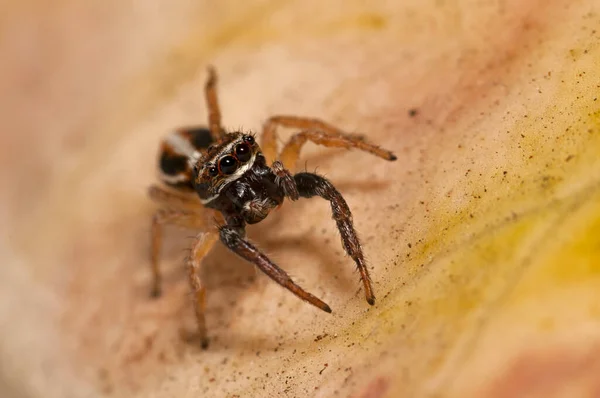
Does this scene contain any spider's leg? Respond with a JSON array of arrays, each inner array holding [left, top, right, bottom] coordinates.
[[261, 115, 396, 171], [148, 184, 201, 209], [219, 224, 332, 313], [293, 172, 375, 305], [204, 66, 224, 140], [187, 231, 219, 349], [149, 207, 211, 298]]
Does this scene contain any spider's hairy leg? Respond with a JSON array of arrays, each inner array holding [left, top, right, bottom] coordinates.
[[187, 231, 219, 349], [148, 184, 201, 209], [293, 172, 375, 305], [261, 115, 397, 171], [219, 224, 332, 313], [204, 65, 223, 140], [150, 207, 211, 298], [271, 160, 299, 201]]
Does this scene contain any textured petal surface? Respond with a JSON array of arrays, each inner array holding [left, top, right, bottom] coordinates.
[[1, 1, 600, 398]]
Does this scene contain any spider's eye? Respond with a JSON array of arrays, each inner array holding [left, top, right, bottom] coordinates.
[[244, 135, 255, 144], [218, 155, 238, 175], [235, 143, 252, 162], [207, 166, 218, 177]]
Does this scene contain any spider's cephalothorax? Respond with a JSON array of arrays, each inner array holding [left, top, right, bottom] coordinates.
[[149, 67, 397, 348], [193, 133, 284, 225]]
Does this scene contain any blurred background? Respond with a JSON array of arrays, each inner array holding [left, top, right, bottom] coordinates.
[[2, 1, 600, 397]]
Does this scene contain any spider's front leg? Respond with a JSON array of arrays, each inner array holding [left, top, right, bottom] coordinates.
[[219, 219, 332, 313], [293, 172, 376, 305]]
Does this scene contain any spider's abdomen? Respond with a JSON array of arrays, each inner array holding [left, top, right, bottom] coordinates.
[[158, 127, 213, 190]]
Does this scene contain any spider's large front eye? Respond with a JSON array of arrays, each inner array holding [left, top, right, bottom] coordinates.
[[235, 143, 252, 162], [219, 155, 238, 175]]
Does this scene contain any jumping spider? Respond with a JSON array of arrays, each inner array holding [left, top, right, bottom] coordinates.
[[148, 67, 396, 348]]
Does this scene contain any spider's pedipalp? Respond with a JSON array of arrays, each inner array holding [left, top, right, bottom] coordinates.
[[272, 160, 299, 201]]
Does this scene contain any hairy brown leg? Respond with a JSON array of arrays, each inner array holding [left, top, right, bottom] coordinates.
[[204, 66, 223, 140], [187, 231, 219, 349], [150, 207, 211, 298], [294, 172, 375, 305], [271, 160, 299, 200], [148, 184, 201, 209], [261, 115, 396, 169], [219, 224, 332, 313]]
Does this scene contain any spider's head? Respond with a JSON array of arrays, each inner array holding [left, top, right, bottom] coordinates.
[[193, 132, 261, 205]]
